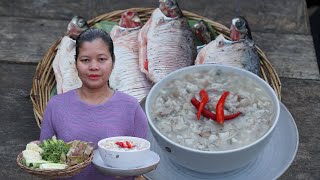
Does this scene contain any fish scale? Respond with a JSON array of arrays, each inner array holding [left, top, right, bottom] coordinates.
[[52, 36, 82, 94], [109, 25, 152, 102], [138, 8, 196, 82]]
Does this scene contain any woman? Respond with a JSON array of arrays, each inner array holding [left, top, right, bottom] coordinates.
[[40, 28, 148, 180]]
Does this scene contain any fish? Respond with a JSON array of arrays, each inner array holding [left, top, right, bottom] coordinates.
[[138, 0, 197, 83], [195, 16, 260, 75], [52, 16, 88, 94], [52, 36, 82, 94], [109, 11, 153, 102], [66, 16, 89, 40]]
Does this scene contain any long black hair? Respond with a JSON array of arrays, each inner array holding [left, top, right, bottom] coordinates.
[[75, 28, 115, 63]]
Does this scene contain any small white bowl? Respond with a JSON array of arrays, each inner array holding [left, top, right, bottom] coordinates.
[[98, 136, 150, 168]]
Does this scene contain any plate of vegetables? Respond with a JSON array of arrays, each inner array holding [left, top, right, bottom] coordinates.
[[16, 136, 94, 179]]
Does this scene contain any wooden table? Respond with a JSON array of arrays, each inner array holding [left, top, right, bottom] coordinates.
[[1, 0, 319, 179]]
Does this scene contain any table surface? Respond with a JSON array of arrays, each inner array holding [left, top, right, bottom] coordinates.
[[1, 0, 319, 179]]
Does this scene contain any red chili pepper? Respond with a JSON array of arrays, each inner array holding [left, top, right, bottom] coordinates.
[[191, 98, 241, 121], [191, 98, 216, 119], [197, 89, 209, 120], [115, 142, 122, 147], [216, 91, 230, 125], [115, 141, 127, 148], [225, 111, 241, 120], [126, 141, 133, 148]]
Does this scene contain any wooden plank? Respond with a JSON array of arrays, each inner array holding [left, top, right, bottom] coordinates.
[[253, 32, 320, 80], [0, 17, 68, 64], [0, 17, 318, 79], [0, 63, 41, 179], [280, 77, 320, 179], [91, 0, 310, 35], [0, 0, 93, 20], [0, 0, 309, 34], [91, 0, 158, 16]]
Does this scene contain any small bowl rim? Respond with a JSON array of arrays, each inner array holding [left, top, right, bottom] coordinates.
[[98, 136, 151, 153], [145, 64, 280, 154]]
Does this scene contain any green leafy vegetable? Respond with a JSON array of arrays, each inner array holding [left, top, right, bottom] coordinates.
[[40, 136, 70, 163], [93, 20, 118, 33], [50, 84, 57, 98], [188, 19, 218, 46]]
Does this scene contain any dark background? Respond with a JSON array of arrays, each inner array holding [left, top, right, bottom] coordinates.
[[307, 0, 320, 70]]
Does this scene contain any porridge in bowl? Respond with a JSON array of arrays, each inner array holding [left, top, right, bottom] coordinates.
[[98, 136, 150, 168], [151, 68, 275, 151], [146, 64, 280, 173], [99, 138, 149, 151]]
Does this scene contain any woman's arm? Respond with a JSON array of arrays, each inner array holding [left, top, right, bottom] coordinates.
[[39, 102, 56, 141], [133, 104, 148, 139]]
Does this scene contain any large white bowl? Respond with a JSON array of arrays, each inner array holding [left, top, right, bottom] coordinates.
[[145, 64, 280, 173], [98, 136, 151, 168]]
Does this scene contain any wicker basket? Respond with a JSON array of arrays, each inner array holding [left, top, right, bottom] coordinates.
[[30, 8, 281, 128], [16, 150, 94, 179]]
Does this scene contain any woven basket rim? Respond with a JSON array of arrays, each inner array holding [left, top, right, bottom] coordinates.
[[16, 149, 94, 178], [30, 7, 282, 128]]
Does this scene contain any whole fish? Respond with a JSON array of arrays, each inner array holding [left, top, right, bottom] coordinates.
[[195, 16, 260, 75], [109, 11, 152, 102], [138, 0, 197, 83], [52, 16, 88, 94]]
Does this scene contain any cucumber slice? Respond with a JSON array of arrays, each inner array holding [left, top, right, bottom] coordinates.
[[39, 163, 68, 170]]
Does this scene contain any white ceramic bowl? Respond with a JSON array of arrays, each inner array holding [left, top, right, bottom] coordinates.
[[145, 64, 280, 173], [98, 136, 151, 168]]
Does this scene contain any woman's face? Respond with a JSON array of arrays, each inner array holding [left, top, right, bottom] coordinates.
[[76, 38, 113, 90]]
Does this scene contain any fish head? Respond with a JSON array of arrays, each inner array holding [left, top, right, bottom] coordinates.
[[159, 0, 183, 18], [73, 16, 88, 29], [230, 16, 252, 41], [193, 20, 212, 44], [119, 10, 142, 28], [67, 16, 89, 40]]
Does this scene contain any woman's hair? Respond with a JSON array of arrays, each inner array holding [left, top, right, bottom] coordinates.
[[75, 28, 115, 63]]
